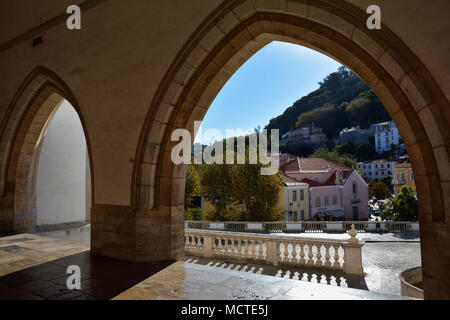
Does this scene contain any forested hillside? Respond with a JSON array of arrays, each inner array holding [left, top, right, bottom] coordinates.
[[265, 66, 391, 138]]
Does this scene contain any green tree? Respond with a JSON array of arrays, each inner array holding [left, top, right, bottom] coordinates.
[[232, 162, 282, 221], [381, 186, 418, 221], [369, 181, 391, 200], [380, 176, 392, 188], [200, 163, 234, 220], [185, 165, 200, 207], [309, 148, 356, 168], [355, 143, 375, 161]]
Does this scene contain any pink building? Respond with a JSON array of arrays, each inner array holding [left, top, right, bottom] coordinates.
[[280, 157, 369, 221]]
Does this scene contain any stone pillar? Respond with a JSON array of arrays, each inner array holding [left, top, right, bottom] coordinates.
[[266, 241, 279, 266], [420, 222, 450, 300], [90, 204, 185, 262], [343, 241, 365, 276], [0, 194, 13, 232], [202, 235, 213, 258]]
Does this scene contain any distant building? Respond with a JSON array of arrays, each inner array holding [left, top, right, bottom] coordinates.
[[281, 124, 327, 146], [279, 174, 310, 221], [279, 156, 369, 221], [393, 162, 416, 195], [339, 125, 374, 145], [371, 121, 401, 153], [357, 159, 396, 181]]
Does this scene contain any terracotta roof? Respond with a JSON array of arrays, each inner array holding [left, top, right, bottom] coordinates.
[[297, 158, 345, 173], [323, 169, 352, 185], [280, 173, 309, 186], [279, 158, 299, 173]]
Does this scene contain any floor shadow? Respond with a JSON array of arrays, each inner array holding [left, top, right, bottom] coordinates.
[[185, 256, 369, 291], [391, 232, 420, 240], [0, 251, 174, 300]]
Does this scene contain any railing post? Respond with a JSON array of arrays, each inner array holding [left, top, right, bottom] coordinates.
[[343, 224, 364, 275], [203, 235, 213, 258], [266, 240, 278, 266], [343, 241, 365, 275]]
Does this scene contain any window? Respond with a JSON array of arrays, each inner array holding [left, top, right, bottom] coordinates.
[[333, 194, 337, 205], [316, 197, 321, 207], [352, 182, 357, 194], [292, 190, 297, 202], [387, 164, 390, 168], [411, 172, 414, 181], [325, 195, 329, 206], [300, 210, 305, 221], [401, 173, 405, 183], [300, 189, 304, 201], [294, 211, 298, 221]]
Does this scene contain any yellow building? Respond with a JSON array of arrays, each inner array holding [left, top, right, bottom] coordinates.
[[279, 175, 310, 221], [393, 162, 416, 195]]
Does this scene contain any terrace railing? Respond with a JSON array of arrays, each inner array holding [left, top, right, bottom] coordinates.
[[184, 227, 365, 275], [184, 220, 420, 233]]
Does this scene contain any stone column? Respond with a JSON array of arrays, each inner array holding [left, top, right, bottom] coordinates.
[[343, 241, 365, 276], [202, 235, 213, 258], [90, 204, 185, 262], [266, 240, 279, 266]]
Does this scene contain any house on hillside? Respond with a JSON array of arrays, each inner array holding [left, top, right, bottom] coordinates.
[[280, 124, 327, 146], [357, 159, 397, 181], [279, 156, 369, 221]]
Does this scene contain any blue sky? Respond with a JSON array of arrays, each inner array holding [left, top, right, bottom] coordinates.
[[195, 41, 342, 144]]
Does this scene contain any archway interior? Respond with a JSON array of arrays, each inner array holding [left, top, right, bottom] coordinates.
[[183, 40, 421, 296], [33, 99, 91, 242]]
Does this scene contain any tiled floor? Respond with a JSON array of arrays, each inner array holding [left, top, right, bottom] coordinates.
[[0, 233, 172, 300], [0, 233, 414, 300]]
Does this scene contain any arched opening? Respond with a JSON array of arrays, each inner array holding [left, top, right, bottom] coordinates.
[[0, 67, 93, 242], [134, 1, 449, 299], [33, 100, 91, 241]]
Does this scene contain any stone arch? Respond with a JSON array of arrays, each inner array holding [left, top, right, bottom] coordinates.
[[0, 66, 93, 232], [134, 0, 449, 297]]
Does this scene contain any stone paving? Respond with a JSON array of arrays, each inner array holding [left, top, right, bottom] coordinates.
[[0, 233, 172, 300], [113, 261, 411, 300]]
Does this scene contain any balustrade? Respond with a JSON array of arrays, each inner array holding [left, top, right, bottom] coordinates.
[[185, 220, 419, 233], [184, 228, 364, 275]]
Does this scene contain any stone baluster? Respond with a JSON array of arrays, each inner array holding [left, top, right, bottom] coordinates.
[[223, 237, 229, 254], [299, 243, 306, 265], [244, 240, 250, 258], [283, 242, 289, 263], [316, 244, 322, 267], [251, 240, 256, 258], [217, 237, 222, 253], [307, 243, 314, 266], [333, 244, 340, 268], [258, 241, 264, 258], [324, 244, 332, 268]]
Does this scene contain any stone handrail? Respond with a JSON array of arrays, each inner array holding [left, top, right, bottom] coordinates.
[[185, 227, 365, 275], [184, 220, 420, 233]]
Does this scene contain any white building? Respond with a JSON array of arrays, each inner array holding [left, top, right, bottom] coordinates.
[[371, 121, 401, 154], [357, 159, 397, 181]]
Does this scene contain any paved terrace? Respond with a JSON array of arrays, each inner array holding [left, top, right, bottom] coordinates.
[[0, 232, 417, 300]]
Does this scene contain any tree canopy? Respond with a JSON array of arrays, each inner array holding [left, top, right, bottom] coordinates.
[[381, 186, 418, 221]]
